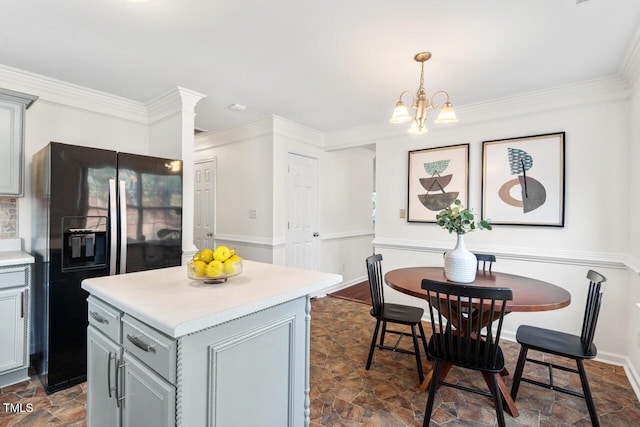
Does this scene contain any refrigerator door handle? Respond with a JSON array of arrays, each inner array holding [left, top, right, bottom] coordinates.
[[109, 179, 117, 275], [119, 180, 127, 274]]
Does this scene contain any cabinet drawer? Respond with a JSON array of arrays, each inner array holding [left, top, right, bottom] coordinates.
[[122, 315, 176, 384], [87, 297, 122, 343], [0, 267, 27, 290]]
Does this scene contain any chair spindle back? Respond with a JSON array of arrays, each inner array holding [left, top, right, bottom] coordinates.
[[421, 279, 512, 370], [580, 269, 607, 356], [365, 254, 385, 316], [475, 253, 496, 272]]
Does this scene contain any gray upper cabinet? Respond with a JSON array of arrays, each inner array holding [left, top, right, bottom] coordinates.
[[0, 88, 38, 196]]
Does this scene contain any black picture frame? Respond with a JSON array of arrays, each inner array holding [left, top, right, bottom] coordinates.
[[481, 132, 565, 227], [408, 143, 470, 223]]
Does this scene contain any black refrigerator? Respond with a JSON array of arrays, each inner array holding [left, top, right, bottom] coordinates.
[[31, 142, 183, 394]]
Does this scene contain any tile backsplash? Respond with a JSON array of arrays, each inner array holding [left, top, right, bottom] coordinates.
[[0, 197, 18, 239]]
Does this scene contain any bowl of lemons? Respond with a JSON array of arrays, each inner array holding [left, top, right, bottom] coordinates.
[[188, 245, 243, 284]]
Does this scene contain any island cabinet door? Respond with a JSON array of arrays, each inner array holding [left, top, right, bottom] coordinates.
[[178, 296, 308, 427], [121, 352, 176, 427], [87, 326, 121, 427]]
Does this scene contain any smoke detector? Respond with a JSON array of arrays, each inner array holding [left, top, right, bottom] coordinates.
[[228, 104, 247, 111]]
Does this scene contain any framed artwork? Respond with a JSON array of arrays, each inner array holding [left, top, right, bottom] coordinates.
[[408, 143, 469, 223], [482, 132, 565, 226]]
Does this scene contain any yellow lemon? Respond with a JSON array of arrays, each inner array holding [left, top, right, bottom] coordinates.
[[224, 255, 242, 275], [206, 260, 224, 278], [191, 260, 207, 277], [197, 248, 214, 263], [213, 246, 231, 262]]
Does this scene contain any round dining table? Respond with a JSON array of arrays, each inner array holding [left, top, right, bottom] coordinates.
[[384, 266, 572, 418]]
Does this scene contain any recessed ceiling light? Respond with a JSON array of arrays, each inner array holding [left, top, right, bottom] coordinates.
[[228, 104, 247, 111]]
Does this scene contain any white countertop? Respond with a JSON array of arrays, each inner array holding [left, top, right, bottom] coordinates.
[[81, 260, 342, 338], [0, 239, 34, 267]]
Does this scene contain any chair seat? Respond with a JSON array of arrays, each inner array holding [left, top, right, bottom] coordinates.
[[428, 333, 505, 373], [373, 303, 424, 325], [516, 325, 597, 359]]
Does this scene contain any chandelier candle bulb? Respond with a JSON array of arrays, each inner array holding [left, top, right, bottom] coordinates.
[[390, 52, 458, 135]]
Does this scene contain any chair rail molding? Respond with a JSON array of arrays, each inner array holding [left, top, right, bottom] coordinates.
[[214, 233, 286, 249], [373, 237, 629, 270], [319, 230, 374, 242], [216, 230, 373, 249], [625, 255, 640, 275]]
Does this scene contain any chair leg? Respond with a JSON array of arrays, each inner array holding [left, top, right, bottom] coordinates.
[[577, 359, 600, 427], [380, 321, 388, 346], [489, 373, 506, 427], [366, 320, 381, 370], [423, 360, 441, 427], [510, 345, 528, 401], [418, 322, 430, 361], [411, 324, 424, 383]]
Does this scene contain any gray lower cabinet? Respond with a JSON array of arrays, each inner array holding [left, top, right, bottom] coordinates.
[[0, 265, 31, 388], [87, 297, 175, 427], [87, 325, 121, 427], [121, 352, 175, 427]]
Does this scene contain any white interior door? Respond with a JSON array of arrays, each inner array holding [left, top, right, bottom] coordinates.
[[286, 153, 319, 270], [193, 159, 216, 250]]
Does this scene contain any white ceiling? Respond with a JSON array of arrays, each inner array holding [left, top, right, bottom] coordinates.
[[3, 0, 639, 134]]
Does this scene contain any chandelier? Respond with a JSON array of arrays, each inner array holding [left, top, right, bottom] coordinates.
[[390, 52, 458, 135]]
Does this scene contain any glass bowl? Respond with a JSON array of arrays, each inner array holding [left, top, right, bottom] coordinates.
[[187, 259, 243, 284]]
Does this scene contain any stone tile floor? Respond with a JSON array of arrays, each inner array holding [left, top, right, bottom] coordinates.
[[1, 296, 639, 426], [309, 296, 640, 426]]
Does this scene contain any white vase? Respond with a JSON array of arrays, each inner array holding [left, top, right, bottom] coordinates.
[[444, 234, 477, 283]]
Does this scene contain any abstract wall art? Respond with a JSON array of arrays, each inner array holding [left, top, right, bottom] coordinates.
[[408, 144, 469, 223], [482, 132, 565, 226]]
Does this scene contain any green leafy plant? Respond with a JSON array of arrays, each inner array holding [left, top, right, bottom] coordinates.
[[436, 199, 492, 235]]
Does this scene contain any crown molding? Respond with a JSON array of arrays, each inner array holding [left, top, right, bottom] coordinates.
[[194, 116, 275, 150], [0, 63, 148, 123], [325, 75, 631, 150], [273, 115, 324, 148], [194, 115, 326, 152], [621, 25, 640, 87], [147, 86, 206, 125]]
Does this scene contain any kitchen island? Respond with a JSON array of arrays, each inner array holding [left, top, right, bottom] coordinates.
[[81, 260, 342, 427]]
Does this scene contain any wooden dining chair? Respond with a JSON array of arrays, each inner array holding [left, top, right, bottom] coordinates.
[[475, 253, 496, 272], [510, 270, 607, 427], [421, 279, 513, 427], [365, 254, 429, 383]]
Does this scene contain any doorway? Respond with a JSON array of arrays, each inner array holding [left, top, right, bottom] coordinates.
[[285, 153, 319, 270], [193, 158, 216, 250]]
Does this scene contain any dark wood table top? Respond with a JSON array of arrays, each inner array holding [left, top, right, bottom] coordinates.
[[385, 267, 571, 312]]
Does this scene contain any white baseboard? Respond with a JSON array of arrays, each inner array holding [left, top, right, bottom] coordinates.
[[624, 362, 640, 402], [311, 275, 367, 299]]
